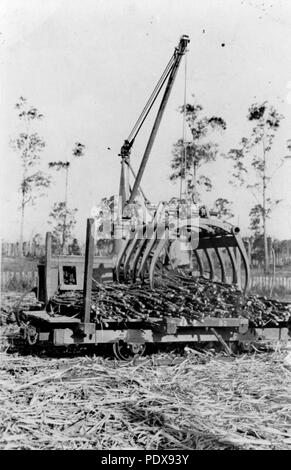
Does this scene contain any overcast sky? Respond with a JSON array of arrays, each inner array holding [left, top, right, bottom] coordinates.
[[1, 0, 291, 242]]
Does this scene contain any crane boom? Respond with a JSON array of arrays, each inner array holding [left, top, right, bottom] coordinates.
[[119, 35, 190, 207]]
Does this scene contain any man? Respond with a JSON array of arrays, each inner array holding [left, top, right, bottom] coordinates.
[[69, 238, 81, 255]]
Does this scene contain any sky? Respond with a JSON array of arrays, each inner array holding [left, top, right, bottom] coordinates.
[[1, 0, 291, 242]]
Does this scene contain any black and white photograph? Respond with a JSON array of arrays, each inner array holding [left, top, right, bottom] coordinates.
[[0, 0, 291, 455]]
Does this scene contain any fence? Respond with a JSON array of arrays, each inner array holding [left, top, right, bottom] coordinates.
[[1, 242, 45, 258], [250, 276, 291, 291], [1, 269, 291, 293], [1, 241, 112, 258], [3, 238, 291, 267], [1, 271, 38, 290]]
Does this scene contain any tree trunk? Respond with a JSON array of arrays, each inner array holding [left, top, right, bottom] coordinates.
[[262, 138, 268, 274], [62, 165, 69, 254], [263, 211, 268, 274], [192, 159, 198, 204], [19, 198, 25, 258]]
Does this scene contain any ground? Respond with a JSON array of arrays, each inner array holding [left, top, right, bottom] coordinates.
[[0, 291, 290, 450], [0, 348, 290, 450]]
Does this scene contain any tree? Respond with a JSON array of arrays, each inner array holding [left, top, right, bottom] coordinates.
[[48, 202, 78, 253], [213, 198, 234, 220], [170, 97, 226, 202], [49, 142, 85, 251], [10, 97, 51, 256], [226, 101, 284, 272]]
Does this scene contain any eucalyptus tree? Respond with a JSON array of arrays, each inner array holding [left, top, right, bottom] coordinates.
[[49, 142, 85, 250], [11, 97, 51, 256], [170, 97, 226, 202], [226, 102, 285, 272]]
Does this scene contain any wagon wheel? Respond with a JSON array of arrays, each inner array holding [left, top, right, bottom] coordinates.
[[26, 323, 39, 346], [112, 341, 146, 361], [13, 287, 38, 326]]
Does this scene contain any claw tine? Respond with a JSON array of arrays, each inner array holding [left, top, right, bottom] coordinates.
[[204, 249, 214, 280], [149, 230, 169, 289], [226, 246, 238, 285], [195, 250, 204, 278], [215, 247, 226, 283]]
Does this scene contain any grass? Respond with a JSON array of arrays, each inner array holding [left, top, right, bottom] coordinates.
[[1, 276, 36, 293], [249, 285, 291, 301], [1, 257, 39, 273], [0, 351, 290, 450]]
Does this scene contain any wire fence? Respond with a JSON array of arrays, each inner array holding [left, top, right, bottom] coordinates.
[[1, 271, 38, 291], [1, 269, 291, 294], [2, 239, 291, 266]]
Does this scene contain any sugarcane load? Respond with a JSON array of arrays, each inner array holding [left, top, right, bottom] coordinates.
[[12, 35, 291, 359]]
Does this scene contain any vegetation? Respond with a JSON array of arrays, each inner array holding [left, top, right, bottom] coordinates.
[[48, 202, 78, 254], [10, 97, 51, 256], [48, 142, 85, 251], [226, 102, 286, 272], [7, 94, 290, 276], [170, 96, 226, 202], [213, 197, 234, 220]]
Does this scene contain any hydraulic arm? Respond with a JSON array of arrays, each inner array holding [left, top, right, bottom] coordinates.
[[119, 35, 190, 206]]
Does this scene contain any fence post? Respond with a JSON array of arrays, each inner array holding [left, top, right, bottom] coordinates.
[[83, 219, 95, 323], [45, 232, 52, 305]]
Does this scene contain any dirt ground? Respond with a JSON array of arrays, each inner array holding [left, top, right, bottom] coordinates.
[[0, 291, 290, 450], [0, 349, 290, 450]]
